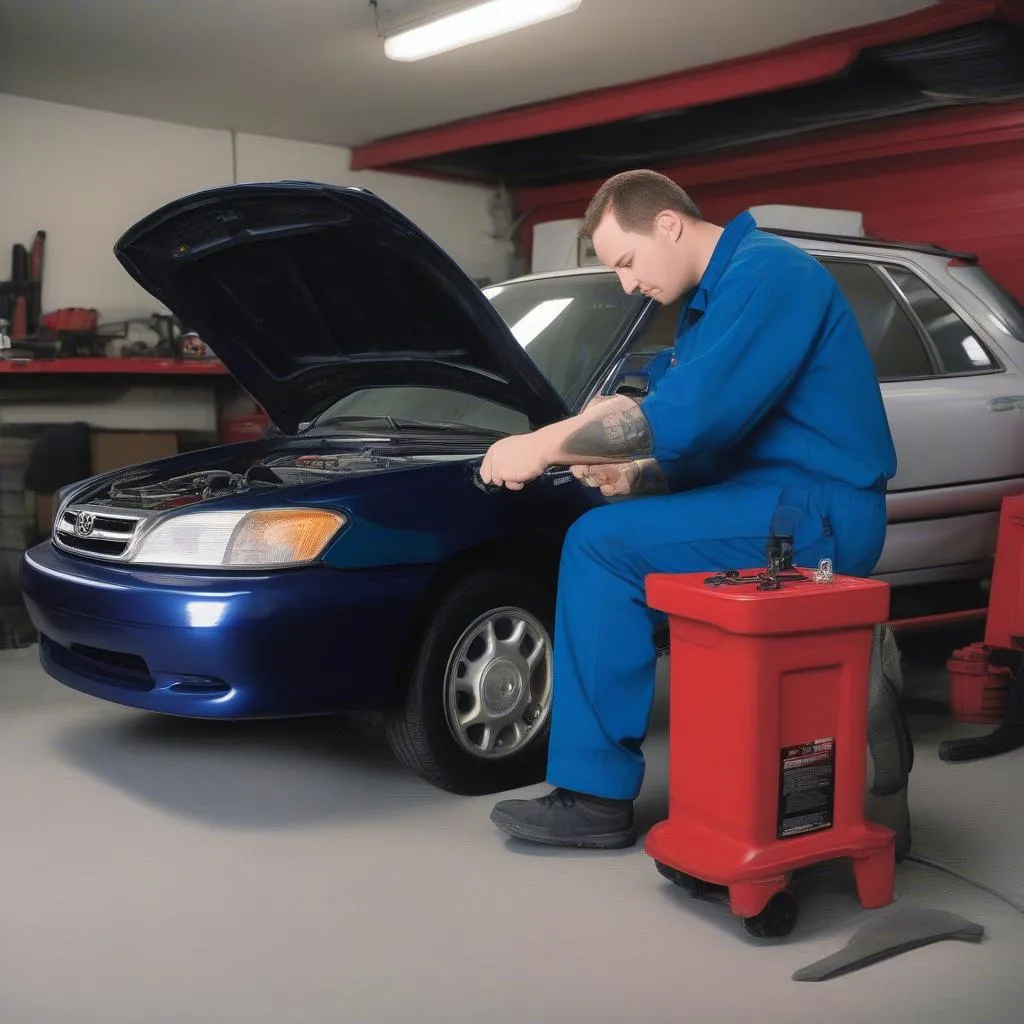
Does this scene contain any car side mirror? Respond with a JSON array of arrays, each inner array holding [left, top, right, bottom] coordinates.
[[613, 370, 651, 398]]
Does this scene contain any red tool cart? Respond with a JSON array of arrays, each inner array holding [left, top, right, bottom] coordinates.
[[644, 544, 896, 938]]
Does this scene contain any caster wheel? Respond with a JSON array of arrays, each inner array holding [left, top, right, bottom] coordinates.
[[742, 890, 799, 938], [655, 861, 712, 896]]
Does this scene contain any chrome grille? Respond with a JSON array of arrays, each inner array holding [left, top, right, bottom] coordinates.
[[55, 506, 143, 560]]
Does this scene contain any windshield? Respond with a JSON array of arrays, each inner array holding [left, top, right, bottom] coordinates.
[[304, 272, 643, 437], [483, 273, 643, 405]]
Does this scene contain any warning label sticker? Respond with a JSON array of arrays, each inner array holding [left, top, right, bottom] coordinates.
[[777, 737, 836, 840]]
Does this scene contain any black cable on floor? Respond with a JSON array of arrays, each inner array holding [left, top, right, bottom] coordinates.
[[906, 852, 1024, 914]]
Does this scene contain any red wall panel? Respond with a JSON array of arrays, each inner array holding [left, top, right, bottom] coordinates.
[[513, 106, 1024, 302], [693, 139, 1024, 301]]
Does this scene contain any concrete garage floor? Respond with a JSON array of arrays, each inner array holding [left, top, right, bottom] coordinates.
[[2, 643, 1023, 1024]]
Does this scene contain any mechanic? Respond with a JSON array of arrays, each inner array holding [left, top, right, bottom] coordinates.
[[479, 169, 898, 850]]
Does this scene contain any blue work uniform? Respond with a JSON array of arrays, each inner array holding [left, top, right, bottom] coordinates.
[[545, 211, 898, 801]]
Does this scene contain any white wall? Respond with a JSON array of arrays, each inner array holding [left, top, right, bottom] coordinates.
[[235, 133, 514, 285], [0, 94, 512, 323], [0, 95, 231, 322]]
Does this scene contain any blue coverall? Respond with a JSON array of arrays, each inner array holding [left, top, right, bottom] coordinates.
[[545, 211, 898, 801]]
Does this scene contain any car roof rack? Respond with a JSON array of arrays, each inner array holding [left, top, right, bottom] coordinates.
[[764, 227, 979, 264]]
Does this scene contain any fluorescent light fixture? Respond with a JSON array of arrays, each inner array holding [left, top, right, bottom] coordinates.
[[384, 0, 582, 62], [509, 298, 573, 347]]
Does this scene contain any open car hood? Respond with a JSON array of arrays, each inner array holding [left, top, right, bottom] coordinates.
[[114, 182, 570, 434]]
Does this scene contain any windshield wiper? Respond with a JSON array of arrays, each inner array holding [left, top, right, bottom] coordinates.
[[389, 417, 507, 436], [306, 415, 506, 437], [301, 415, 398, 433]]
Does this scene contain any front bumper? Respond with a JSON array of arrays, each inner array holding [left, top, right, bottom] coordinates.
[[20, 541, 433, 718]]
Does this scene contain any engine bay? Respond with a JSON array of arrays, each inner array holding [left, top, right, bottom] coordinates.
[[81, 446, 471, 511]]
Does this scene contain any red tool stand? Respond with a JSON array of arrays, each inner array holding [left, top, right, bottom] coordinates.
[[940, 492, 1024, 762], [644, 558, 896, 939]]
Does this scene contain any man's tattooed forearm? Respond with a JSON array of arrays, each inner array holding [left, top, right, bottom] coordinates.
[[564, 405, 654, 459]]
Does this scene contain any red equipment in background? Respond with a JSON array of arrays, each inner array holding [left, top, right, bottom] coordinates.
[[220, 411, 270, 444], [940, 493, 1024, 762], [644, 545, 895, 939], [947, 643, 1011, 725], [982, 494, 1024, 653]]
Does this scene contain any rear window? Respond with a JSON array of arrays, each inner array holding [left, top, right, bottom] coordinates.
[[947, 266, 1024, 343], [885, 266, 998, 374], [818, 259, 934, 379]]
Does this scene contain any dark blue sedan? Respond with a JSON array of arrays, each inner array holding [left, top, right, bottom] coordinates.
[[19, 182, 652, 794], [23, 181, 1012, 794]]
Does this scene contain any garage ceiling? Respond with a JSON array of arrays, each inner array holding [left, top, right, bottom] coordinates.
[[0, 0, 933, 148]]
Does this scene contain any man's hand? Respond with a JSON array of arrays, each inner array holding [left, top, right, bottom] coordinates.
[[571, 461, 639, 496], [572, 458, 670, 497], [479, 431, 551, 490]]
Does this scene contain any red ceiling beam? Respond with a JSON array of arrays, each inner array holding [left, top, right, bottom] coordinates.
[[951, 0, 1024, 23], [993, 0, 1024, 25], [351, 0, 1004, 171]]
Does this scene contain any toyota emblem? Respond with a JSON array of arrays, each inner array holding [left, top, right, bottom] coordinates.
[[75, 511, 96, 537]]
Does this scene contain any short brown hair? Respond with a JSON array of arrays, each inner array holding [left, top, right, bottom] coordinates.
[[579, 169, 702, 240]]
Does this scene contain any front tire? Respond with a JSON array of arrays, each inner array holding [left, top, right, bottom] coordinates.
[[384, 570, 555, 794]]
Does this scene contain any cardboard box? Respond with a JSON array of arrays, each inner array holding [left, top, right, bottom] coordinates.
[[24, 432, 179, 541], [90, 431, 178, 475], [0, 514, 33, 550], [35, 492, 57, 535]]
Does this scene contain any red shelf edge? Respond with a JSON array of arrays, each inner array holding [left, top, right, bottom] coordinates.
[[0, 358, 229, 376]]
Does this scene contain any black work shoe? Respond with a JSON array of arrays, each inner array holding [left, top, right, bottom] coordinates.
[[490, 787, 637, 849]]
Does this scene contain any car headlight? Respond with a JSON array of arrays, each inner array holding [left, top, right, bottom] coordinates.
[[128, 508, 347, 568]]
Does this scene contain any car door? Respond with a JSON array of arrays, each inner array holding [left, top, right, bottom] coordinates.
[[817, 255, 1024, 584]]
